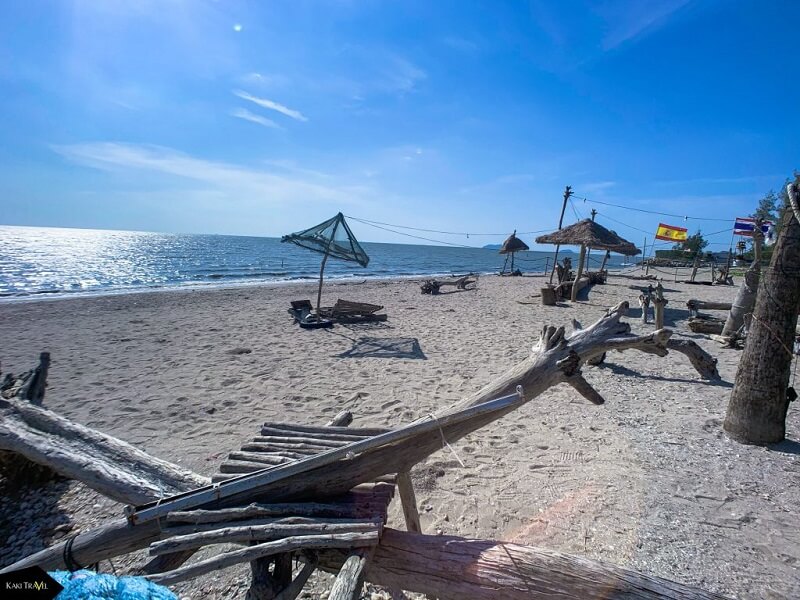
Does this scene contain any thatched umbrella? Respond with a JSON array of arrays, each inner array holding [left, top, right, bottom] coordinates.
[[536, 219, 640, 301], [499, 230, 530, 274]]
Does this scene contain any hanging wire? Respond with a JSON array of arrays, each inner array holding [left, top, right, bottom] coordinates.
[[574, 196, 732, 222], [569, 198, 582, 221], [346, 219, 477, 247], [346, 215, 555, 237]]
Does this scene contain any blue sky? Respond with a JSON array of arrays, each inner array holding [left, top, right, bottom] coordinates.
[[0, 0, 797, 252]]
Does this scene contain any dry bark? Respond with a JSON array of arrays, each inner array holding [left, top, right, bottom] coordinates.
[[724, 184, 800, 443], [721, 227, 763, 337], [315, 528, 729, 600], [0, 396, 208, 504]]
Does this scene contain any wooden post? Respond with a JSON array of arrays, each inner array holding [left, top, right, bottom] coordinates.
[[316, 251, 330, 318], [690, 254, 699, 282], [638, 287, 651, 324], [653, 282, 667, 329], [548, 186, 573, 284], [544, 256, 550, 276], [571, 244, 587, 302], [599, 250, 610, 272], [395, 471, 422, 533]]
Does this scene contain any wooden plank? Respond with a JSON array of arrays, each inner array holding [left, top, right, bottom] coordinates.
[[146, 532, 379, 586], [261, 422, 389, 437], [395, 472, 421, 534], [127, 390, 523, 524], [165, 502, 366, 523], [150, 520, 382, 556], [250, 436, 349, 449]]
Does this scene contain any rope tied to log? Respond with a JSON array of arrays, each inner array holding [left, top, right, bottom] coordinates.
[[426, 412, 466, 468], [62, 534, 99, 573]]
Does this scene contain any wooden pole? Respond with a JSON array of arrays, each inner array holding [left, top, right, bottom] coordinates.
[[690, 254, 700, 282], [599, 250, 610, 272], [316, 252, 330, 318], [549, 185, 573, 284], [653, 282, 666, 330], [571, 244, 586, 302], [395, 471, 421, 533]]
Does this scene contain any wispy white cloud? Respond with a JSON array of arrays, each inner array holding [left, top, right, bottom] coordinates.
[[233, 90, 308, 122], [52, 142, 366, 208], [654, 174, 782, 186], [441, 36, 479, 53], [240, 72, 291, 89], [380, 57, 426, 94], [230, 108, 282, 129], [601, 0, 692, 51], [581, 181, 616, 194]]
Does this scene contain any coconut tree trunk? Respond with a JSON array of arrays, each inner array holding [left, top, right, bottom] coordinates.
[[721, 226, 763, 338], [724, 184, 800, 443]]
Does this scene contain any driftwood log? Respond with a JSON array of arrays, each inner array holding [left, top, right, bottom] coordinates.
[[0, 394, 208, 504], [316, 528, 728, 600], [0, 353, 54, 483], [2, 304, 725, 599], [686, 300, 732, 316], [688, 317, 725, 335]]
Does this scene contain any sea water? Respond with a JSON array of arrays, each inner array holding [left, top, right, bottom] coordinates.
[[0, 225, 628, 299]]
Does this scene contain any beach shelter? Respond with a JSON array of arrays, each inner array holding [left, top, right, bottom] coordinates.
[[536, 219, 640, 301], [282, 212, 369, 319], [499, 230, 530, 274]]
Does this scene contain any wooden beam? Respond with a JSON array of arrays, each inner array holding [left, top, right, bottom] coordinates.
[[147, 532, 379, 586], [395, 471, 421, 534]]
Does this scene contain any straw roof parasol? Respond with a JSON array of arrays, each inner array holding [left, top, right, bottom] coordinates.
[[499, 231, 530, 254], [535, 219, 641, 256]]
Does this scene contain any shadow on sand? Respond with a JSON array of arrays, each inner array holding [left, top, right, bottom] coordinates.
[[337, 336, 427, 360]]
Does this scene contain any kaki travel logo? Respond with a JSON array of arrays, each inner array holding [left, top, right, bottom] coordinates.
[[0, 566, 63, 599]]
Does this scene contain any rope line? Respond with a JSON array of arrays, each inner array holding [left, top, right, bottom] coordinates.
[[574, 196, 731, 222], [346, 215, 556, 237]]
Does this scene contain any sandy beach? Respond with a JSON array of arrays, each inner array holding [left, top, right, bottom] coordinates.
[[1, 273, 798, 599]]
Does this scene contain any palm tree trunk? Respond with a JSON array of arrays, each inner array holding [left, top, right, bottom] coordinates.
[[724, 184, 800, 443]]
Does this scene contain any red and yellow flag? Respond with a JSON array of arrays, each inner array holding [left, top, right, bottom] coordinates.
[[655, 222, 688, 242]]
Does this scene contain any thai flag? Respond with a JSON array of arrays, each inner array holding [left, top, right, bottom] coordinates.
[[734, 217, 773, 237]]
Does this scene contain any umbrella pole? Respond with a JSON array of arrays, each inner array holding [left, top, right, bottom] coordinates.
[[511, 252, 515, 273], [316, 251, 330, 318], [571, 244, 587, 302]]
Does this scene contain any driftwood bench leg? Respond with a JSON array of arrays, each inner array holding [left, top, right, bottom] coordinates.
[[396, 471, 421, 533], [328, 548, 373, 600]]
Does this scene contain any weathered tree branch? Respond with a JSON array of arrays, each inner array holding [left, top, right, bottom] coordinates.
[[0, 397, 208, 504]]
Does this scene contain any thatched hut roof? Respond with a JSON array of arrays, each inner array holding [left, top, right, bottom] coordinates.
[[499, 232, 530, 254], [535, 219, 641, 255]]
